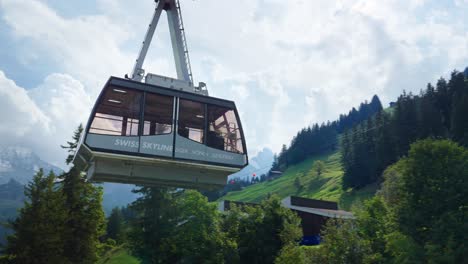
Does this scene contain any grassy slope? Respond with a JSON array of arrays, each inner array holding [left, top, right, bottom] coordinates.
[[98, 246, 140, 264], [222, 151, 376, 210]]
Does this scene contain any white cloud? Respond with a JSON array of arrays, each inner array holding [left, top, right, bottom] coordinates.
[[0, 71, 50, 137], [0, 71, 90, 168]]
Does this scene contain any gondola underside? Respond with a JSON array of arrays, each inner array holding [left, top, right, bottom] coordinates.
[[75, 144, 240, 189]]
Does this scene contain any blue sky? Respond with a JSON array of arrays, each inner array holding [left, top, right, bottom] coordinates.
[[1, 0, 468, 167]]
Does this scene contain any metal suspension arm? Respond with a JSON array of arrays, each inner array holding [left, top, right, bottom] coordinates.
[[129, 0, 194, 84], [130, 1, 164, 81]]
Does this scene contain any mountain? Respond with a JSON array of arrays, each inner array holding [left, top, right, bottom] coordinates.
[[0, 146, 138, 214], [229, 147, 274, 180], [0, 146, 62, 184]]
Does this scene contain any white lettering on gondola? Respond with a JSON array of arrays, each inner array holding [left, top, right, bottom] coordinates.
[[191, 150, 207, 156], [175, 148, 188, 153], [114, 139, 139, 148], [211, 153, 234, 160], [142, 142, 173, 152]]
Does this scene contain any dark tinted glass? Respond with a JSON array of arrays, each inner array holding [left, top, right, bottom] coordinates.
[[143, 93, 173, 135], [207, 105, 244, 154], [178, 99, 205, 143], [89, 86, 142, 136]]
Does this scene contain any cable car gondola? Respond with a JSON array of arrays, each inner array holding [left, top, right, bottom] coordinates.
[[73, 0, 248, 189]]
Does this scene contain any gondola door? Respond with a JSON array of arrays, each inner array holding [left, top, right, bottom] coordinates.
[[174, 98, 209, 163], [139, 93, 175, 158]]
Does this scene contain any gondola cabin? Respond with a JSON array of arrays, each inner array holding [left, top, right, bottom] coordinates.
[[73, 76, 248, 189]]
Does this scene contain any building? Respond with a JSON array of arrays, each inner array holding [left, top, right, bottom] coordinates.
[[218, 196, 354, 245], [281, 196, 354, 245]]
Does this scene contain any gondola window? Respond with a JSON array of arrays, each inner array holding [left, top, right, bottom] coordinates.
[[207, 105, 244, 154], [89, 87, 142, 136], [178, 99, 205, 143], [143, 93, 174, 135]]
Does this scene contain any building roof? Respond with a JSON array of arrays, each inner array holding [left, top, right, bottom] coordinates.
[[281, 196, 354, 219]]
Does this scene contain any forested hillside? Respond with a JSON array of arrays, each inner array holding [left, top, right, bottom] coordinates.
[[223, 69, 468, 208], [271, 95, 383, 172], [342, 70, 468, 188]]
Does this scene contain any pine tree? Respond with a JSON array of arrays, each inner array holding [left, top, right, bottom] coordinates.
[[5, 170, 68, 264], [60, 126, 106, 263], [128, 187, 179, 263], [106, 207, 125, 243], [435, 78, 451, 129], [277, 144, 288, 170], [418, 84, 446, 139], [449, 72, 468, 146], [370, 95, 383, 113], [61, 124, 83, 165]]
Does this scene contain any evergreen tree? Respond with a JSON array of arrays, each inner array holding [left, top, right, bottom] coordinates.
[[128, 187, 179, 263], [106, 207, 125, 243], [61, 126, 106, 263], [369, 95, 383, 113], [417, 84, 446, 139], [373, 111, 397, 174], [449, 72, 468, 146], [61, 124, 83, 165], [435, 78, 451, 129], [394, 92, 419, 156], [277, 144, 289, 170], [5, 170, 68, 264]]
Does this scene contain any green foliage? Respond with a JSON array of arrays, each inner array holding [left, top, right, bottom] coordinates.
[[3, 125, 106, 263], [129, 192, 302, 263], [274, 245, 306, 264], [61, 167, 106, 263], [294, 176, 303, 191], [312, 160, 326, 176], [4, 170, 68, 264], [167, 190, 232, 263], [392, 139, 468, 262], [224, 195, 303, 264], [107, 207, 125, 243], [355, 197, 393, 262], [128, 187, 178, 264], [384, 232, 424, 264], [98, 245, 140, 264], [60, 126, 106, 263], [128, 188, 233, 263], [312, 219, 374, 264]]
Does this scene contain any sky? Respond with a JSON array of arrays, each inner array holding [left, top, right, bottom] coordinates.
[[0, 0, 468, 168]]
